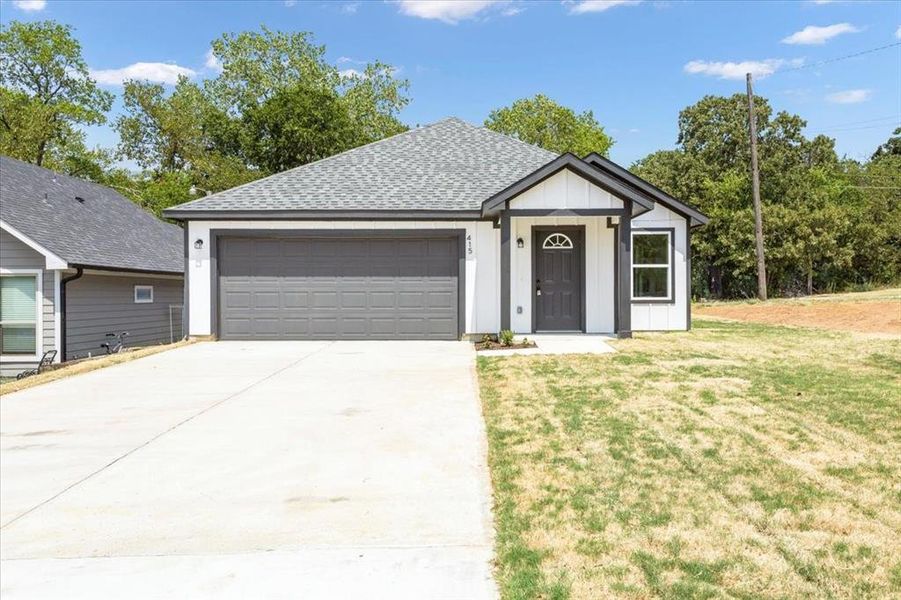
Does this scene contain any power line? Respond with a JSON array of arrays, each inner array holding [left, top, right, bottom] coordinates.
[[812, 122, 901, 134], [812, 115, 900, 128], [775, 41, 901, 76]]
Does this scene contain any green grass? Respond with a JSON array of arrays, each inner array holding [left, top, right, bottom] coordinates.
[[477, 317, 900, 599]]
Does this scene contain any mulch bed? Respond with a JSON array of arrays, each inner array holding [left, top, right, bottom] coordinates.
[[474, 340, 537, 351]]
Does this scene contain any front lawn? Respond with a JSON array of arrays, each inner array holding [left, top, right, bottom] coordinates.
[[477, 319, 901, 599]]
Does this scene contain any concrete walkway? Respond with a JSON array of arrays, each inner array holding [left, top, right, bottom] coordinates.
[[477, 333, 617, 356], [0, 341, 496, 599]]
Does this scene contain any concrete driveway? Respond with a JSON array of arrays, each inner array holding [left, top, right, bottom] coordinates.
[[0, 341, 495, 599]]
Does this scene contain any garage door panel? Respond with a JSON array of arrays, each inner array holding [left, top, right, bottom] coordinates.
[[219, 235, 459, 340]]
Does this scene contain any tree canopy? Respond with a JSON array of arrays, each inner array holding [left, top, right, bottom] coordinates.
[[634, 94, 899, 298], [0, 20, 112, 169], [484, 94, 614, 157], [110, 26, 410, 214]]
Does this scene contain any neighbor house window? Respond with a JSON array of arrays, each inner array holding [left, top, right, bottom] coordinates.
[[134, 285, 154, 303], [0, 275, 38, 355], [632, 231, 672, 300]]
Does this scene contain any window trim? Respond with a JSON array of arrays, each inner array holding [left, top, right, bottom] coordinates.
[[630, 228, 675, 303], [134, 284, 154, 304], [0, 269, 43, 361]]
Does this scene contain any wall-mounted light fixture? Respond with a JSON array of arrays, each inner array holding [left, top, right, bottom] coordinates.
[[194, 239, 204, 250], [516, 237, 524, 248]]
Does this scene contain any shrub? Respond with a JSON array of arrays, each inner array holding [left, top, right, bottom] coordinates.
[[499, 330, 515, 346]]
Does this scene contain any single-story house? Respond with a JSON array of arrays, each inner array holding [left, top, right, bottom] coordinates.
[[163, 118, 707, 341], [1, 156, 184, 376]]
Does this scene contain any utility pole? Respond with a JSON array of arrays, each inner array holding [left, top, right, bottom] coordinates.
[[746, 72, 767, 301]]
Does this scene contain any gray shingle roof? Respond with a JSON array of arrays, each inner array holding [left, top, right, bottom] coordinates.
[[165, 117, 557, 214], [1, 156, 183, 273]]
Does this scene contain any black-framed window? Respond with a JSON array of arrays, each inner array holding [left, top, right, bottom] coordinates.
[[632, 231, 672, 300]]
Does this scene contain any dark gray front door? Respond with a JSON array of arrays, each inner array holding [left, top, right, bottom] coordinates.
[[534, 228, 583, 332], [218, 234, 460, 340]]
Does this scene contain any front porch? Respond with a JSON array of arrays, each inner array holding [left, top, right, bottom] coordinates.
[[498, 212, 633, 337]]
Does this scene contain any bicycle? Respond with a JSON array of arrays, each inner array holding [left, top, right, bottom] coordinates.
[[100, 331, 129, 354]]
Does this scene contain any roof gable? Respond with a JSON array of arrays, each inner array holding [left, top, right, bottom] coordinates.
[[481, 154, 655, 217], [0, 156, 184, 273]]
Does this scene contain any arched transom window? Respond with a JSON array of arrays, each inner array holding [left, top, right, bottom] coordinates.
[[542, 233, 574, 250]]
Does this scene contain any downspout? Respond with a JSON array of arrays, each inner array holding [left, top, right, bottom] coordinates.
[[59, 267, 83, 361]]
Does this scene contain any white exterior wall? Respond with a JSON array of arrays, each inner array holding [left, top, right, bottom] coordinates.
[[510, 217, 615, 333], [630, 203, 689, 331], [510, 169, 622, 209], [183, 172, 692, 338], [508, 170, 622, 333], [186, 220, 500, 337]]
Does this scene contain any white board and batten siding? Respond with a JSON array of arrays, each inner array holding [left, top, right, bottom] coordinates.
[[186, 220, 501, 337], [0, 229, 57, 374], [630, 203, 689, 331], [508, 170, 621, 333], [186, 169, 692, 338]]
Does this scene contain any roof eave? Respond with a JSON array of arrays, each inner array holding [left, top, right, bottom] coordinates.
[[161, 209, 485, 221]]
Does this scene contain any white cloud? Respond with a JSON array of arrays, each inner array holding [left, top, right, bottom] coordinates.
[[567, 0, 641, 14], [284, 0, 296, 6], [12, 0, 46, 11], [684, 58, 803, 80], [896, 25, 901, 39], [339, 68, 363, 78], [341, 2, 359, 13], [204, 49, 222, 73], [90, 62, 197, 86], [825, 89, 871, 104], [395, 0, 505, 24], [782, 23, 860, 45]]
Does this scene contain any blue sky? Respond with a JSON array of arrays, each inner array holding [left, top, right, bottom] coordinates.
[[2, 0, 899, 167]]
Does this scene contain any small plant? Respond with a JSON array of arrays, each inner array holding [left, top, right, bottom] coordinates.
[[499, 329, 515, 347], [481, 333, 493, 345]]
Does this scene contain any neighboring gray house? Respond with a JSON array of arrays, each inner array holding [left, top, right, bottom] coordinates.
[[1, 156, 184, 376], [164, 118, 707, 342]]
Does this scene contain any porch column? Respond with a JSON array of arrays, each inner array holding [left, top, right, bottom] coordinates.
[[617, 200, 632, 338], [500, 212, 511, 332]]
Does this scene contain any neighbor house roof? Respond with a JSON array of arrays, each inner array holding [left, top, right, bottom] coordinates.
[[164, 117, 557, 217], [0, 156, 183, 273]]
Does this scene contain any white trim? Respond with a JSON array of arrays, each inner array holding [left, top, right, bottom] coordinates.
[[0, 269, 43, 362], [0, 220, 67, 270], [542, 232, 574, 249], [134, 285, 154, 303], [630, 230, 672, 301], [53, 270, 61, 363]]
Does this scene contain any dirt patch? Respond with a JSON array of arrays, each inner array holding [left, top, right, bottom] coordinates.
[[696, 300, 900, 336]]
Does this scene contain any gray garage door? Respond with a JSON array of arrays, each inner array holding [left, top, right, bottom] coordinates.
[[217, 234, 461, 340]]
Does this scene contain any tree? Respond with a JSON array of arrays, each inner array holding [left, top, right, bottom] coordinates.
[[871, 127, 901, 160], [632, 93, 881, 299], [0, 20, 112, 166], [484, 94, 613, 156], [242, 82, 356, 173], [116, 77, 209, 172]]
